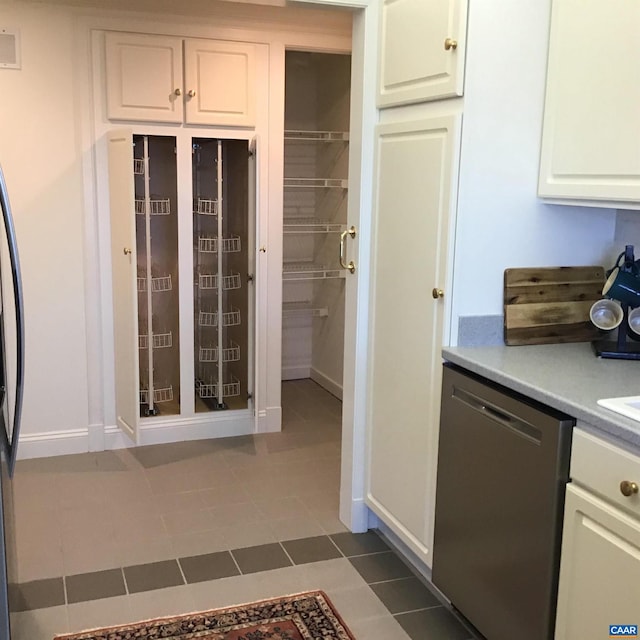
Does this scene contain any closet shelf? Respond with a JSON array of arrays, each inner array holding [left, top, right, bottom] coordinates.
[[282, 302, 329, 318], [194, 198, 219, 216], [283, 263, 346, 281], [284, 130, 349, 142], [198, 272, 242, 291], [138, 275, 172, 292], [199, 341, 241, 363], [139, 385, 174, 405], [283, 218, 344, 234], [135, 198, 171, 215], [284, 178, 348, 189], [198, 235, 241, 253], [138, 332, 173, 350], [196, 374, 241, 399], [198, 308, 241, 328]]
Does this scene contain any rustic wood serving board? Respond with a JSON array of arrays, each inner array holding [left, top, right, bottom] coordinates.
[[504, 266, 605, 345]]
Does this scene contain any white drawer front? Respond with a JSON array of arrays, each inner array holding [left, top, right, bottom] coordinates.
[[571, 428, 640, 519]]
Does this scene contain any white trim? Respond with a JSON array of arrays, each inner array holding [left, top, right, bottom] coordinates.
[[18, 429, 90, 460], [347, 497, 372, 533], [310, 367, 343, 400], [282, 365, 311, 380], [263, 406, 282, 433]]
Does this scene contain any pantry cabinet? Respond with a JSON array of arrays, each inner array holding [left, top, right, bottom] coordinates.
[[107, 129, 255, 443], [105, 31, 256, 127], [365, 113, 461, 565], [377, 0, 467, 108], [538, 0, 640, 207], [555, 428, 640, 638]]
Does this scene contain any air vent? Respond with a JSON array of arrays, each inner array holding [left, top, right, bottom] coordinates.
[[0, 29, 20, 69]]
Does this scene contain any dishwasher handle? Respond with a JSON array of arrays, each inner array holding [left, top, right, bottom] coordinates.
[[452, 385, 542, 444]]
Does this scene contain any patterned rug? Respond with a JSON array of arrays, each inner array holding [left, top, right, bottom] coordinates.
[[53, 591, 355, 639]]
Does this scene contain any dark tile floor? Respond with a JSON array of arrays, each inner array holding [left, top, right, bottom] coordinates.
[[8, 381, 478, 640]]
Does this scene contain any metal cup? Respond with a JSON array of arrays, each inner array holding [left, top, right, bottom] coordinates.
[[590, 298, 624, 331]]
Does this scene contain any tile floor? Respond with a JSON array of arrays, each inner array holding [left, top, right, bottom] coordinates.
[[7, 380, 478, 640]]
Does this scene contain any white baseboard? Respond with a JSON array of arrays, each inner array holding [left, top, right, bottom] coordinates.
[[17, 429, 90, 460], [339, 496, 371, 533], [18, 412, 256, 459], [261, 406, 282, 433], [310, 367, 343, 400], [282, 365, 311, 380]]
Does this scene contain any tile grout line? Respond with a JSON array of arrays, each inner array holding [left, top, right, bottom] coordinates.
[[227, 549, 244, 577], [175, 558, 188, 586], [277, 541, 296, 567]]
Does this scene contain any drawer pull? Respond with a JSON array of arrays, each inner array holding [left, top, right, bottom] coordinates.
[[620, 480, 639, 497]]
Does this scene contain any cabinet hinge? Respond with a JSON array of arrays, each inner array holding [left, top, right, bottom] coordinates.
[[247, 274, 254, 282]]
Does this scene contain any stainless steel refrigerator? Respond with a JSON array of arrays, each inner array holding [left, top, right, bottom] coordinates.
[[0, 164, 25, 639]]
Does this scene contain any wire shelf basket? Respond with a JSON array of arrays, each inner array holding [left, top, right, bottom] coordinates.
[[198, 308, 241, 327], [198, 273, 241, 291], [138, 275, 173, 292], [139, 385, 174, 405], [198, 235, 242, 254], [194, 198, 219, 216], [135, 199, 171, 215], [133, 158, 145, 175], [138, 332, 173, 350], [199, 341, 241, 363], [196, 374, 240, 399]]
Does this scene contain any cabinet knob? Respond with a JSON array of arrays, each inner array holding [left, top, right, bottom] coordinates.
[[620, 480, 639, 497], [123, 248, 132, 256], [444, 38, 458, 51], [174, 88, 182, 96], [188, 89, 196, 98], [432, 288, 444, 299]]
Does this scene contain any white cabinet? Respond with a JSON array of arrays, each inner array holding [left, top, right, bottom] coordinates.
[[377, 0, 467, 108], [365, 114, 461, 565], [105, 32, 256, 127], [107, 129, 255, 443], [555, 428, 640, 639], [538, 0, 640, 207]]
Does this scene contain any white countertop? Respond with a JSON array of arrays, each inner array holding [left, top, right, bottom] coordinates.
[[442, 343, 640, 450]]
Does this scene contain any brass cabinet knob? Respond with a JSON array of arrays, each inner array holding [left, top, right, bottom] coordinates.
[[432, 288, 444, 299], [188, 89, 196, 98], [174, 88, 182, 96], [444, 38, 458, 51], [123, 248, 132, 256], [620, 480, 639, 497]]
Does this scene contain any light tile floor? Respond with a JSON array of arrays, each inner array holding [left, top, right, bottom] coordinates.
[[8, 380, 477, 640]]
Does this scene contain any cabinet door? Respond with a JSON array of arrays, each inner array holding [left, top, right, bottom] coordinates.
[[184, 40, 256, 127], [377, 0, 467, 107], [538, 0, 640, 206], [107, 130, 139, 443], [555, 484, 640, 639], [105, 32, 184, 123], [365, 114, 461, 565]]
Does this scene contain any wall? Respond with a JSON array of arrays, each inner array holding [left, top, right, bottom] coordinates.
[[450, 0, 617, 340], [0, 0, 352, 457], [0, 1, 90, 443]]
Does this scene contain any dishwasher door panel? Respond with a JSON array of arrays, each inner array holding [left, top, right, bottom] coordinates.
[[432, 364, 574, 640]]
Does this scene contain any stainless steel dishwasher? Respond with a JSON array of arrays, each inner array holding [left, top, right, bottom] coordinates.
[[432, 364, 574, 640]]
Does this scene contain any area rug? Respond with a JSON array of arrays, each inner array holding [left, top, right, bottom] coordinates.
[[53, 590, 355, 640]]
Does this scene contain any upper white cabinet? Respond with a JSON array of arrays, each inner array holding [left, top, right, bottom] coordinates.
[[377, 0, 467, 108], [105, 32, 256, 127], [538, 0, 640, 207]]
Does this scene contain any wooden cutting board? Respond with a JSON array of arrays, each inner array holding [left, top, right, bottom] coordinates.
[[504, 266, 605, 345]]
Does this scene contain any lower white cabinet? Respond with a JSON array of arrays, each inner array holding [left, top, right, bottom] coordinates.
[[365, 113, 461, 566], [555, 429, 640, 639]]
